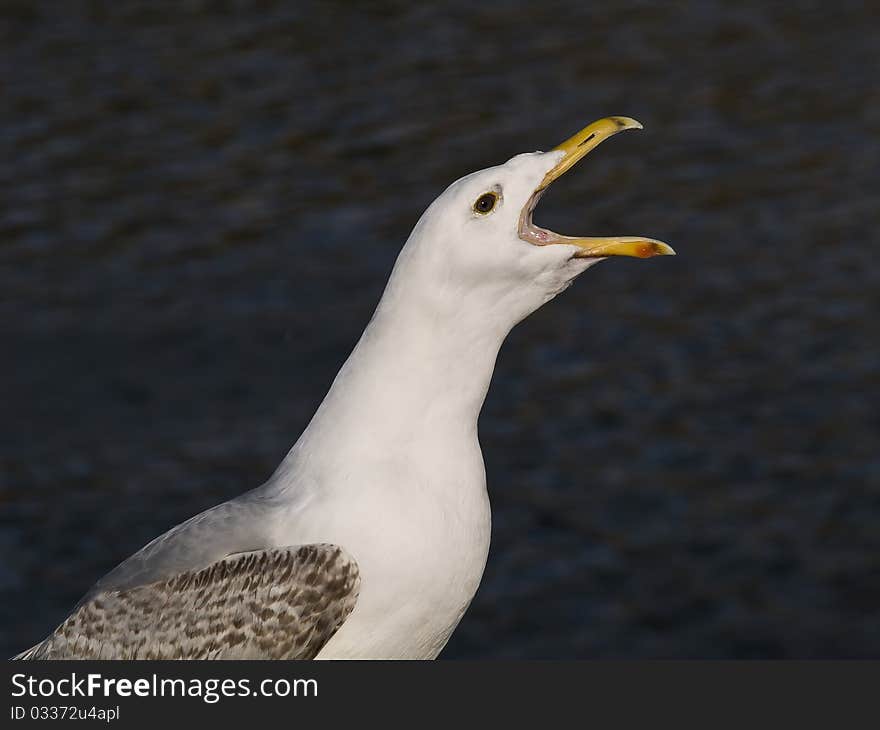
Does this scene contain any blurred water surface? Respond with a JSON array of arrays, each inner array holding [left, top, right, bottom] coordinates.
[[1, 0, 878, 657]]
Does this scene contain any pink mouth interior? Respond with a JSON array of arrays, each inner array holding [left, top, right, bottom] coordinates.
[[517, 188, 555, 245]]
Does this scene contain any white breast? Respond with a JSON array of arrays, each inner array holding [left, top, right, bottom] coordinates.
[[268, 454, 492, 659]]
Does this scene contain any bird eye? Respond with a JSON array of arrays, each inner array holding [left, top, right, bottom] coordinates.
[[473, 191, 499, 215]]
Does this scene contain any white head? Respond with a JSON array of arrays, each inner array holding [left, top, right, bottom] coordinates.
[[382, 117, 674, 337], [284, 119, 675, 479]]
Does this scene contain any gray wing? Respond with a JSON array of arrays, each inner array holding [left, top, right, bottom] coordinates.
[[81, 490, 281, 602], [15, 544, 360, 660]]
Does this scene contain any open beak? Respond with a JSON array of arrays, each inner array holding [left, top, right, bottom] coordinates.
[[518, 116, 675, 259]]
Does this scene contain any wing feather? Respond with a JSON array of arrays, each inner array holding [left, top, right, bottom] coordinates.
[[15, 544, 359, 660]]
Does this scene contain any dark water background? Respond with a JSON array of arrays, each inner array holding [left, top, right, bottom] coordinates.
[[1, 0, 878, 658]]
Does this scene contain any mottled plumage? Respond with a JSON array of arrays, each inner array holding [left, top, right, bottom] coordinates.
[[16, 545, 359, 659]]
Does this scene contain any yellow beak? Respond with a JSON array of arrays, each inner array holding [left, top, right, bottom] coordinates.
[[530, 117, 675, 259]]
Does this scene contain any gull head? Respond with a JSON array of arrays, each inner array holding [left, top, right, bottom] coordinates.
[[389, 117, 675, 330]]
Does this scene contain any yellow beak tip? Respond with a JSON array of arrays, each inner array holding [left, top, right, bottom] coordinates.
[[612, 116, 643, 131], [647, 241, 676, 257]]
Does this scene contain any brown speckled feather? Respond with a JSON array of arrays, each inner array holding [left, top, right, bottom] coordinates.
[[15, 544, 359, 660]]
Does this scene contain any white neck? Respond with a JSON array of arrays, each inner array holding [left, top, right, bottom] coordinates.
[[276, 249, 515, 486]]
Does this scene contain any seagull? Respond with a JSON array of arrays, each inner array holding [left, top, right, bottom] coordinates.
[[16, 117, 674, 660]]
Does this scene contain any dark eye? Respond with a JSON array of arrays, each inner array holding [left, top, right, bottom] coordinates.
[[473, 191, 499, 215]]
